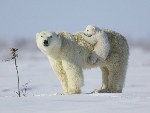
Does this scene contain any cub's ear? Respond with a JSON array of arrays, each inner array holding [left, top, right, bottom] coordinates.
[[92, 26, 96, 30]]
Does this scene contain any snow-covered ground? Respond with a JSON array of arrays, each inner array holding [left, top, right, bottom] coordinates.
[[0, 47, 150, 113]]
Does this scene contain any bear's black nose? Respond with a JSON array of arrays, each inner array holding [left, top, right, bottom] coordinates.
[[43, 40, 49, 46]]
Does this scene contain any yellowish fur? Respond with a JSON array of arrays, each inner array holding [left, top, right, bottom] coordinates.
[[36, 29, 129, 94]]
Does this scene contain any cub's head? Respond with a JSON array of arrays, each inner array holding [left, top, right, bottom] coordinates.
[[84, 25, 100, 37], [36, 31, 62, 56]]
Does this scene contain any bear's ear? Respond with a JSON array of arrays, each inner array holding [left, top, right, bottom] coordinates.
[[52, 32, 58, 37], [36, 33, 40, 39]]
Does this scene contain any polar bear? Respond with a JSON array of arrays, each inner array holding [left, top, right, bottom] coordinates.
[[36, 30, 129, 94], [83, 25, 110, 64]]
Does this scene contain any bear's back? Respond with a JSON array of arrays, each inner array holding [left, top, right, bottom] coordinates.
[[103, 29, 129, 55], [57, 30, 129, 59], [58, 32, 94, 52]]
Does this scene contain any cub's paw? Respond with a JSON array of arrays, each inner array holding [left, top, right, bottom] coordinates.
[[88, 54, 98, 64]]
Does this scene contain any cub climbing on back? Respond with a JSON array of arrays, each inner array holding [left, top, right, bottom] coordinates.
[[83, 25, 110, 64]]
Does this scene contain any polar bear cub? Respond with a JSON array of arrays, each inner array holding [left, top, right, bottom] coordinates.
[[83, 25, 110, 64]]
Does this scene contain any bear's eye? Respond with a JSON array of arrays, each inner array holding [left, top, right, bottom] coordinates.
[[87, 30, 89, 31], [41, 36, 43, 37]]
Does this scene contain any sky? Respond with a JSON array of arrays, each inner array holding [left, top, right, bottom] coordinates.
[[0, 0, 150, 39]]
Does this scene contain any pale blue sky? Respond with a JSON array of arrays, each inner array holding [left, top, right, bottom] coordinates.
[[0, 0, 150, 39]]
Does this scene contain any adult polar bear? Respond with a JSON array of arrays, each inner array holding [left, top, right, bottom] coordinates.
[[36, 29, 129, 94]]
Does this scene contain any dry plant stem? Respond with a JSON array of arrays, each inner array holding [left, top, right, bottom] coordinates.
[[10, 48, 21, 97], [3, 48, 21, 97], [14, 58, 20, 97]]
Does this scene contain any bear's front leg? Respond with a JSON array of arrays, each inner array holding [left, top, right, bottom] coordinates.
[[48, 57, 68, 94], [62, 60, 84, 94]]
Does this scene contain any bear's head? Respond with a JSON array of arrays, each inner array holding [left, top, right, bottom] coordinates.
[[84, 25, 100, 37], [36, 31, 62, 57]]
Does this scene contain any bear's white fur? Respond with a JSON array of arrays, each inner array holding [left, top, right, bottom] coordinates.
[[36, 29, 129, 94], [83, 25, 110, 64]]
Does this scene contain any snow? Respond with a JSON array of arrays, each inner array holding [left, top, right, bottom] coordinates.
[[0, 48, 150, 113]]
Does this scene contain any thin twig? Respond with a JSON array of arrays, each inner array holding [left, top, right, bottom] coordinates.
[[3, 48, 30, 97], [9, 48, 21, 97]]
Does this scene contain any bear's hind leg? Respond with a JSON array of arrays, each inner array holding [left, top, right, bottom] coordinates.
[[92, 67, 109, 93], [99, 67, 110, 93], [107, 65, 126, 93]]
